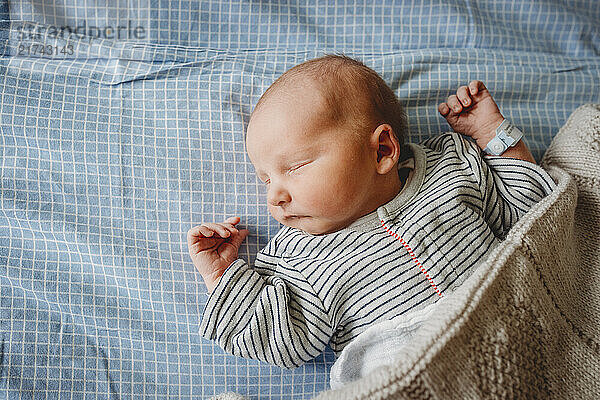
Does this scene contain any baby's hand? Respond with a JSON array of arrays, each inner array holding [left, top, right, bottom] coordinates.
[[187, 216, 249, 292], [438, 81, 505, 147]]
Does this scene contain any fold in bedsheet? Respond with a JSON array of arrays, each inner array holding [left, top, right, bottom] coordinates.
[[1, 1, 599, 399]]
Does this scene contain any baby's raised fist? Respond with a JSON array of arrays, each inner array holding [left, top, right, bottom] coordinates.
[[438, 80, 504, 142]]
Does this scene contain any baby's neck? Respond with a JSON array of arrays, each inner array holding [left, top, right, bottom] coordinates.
[[361, 168, 404, 218], [380, 171, 404, 206]]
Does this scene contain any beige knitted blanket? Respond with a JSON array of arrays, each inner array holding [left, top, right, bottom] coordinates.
[[313, 105, 600, 399]]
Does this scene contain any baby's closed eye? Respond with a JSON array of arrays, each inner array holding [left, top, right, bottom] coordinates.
[[256, 159, 313, 186], [286, 160, 312, 175]]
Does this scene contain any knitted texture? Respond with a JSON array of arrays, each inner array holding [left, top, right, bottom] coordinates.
[[313, 104, 600, 400]]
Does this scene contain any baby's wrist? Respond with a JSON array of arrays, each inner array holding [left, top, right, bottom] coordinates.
[[473, 114, 505, 149], [201, 259, 240, 293], [203, 271, 223, 293]]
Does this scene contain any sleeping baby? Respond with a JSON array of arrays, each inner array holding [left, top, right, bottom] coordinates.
[[187, 55, 556, 369]]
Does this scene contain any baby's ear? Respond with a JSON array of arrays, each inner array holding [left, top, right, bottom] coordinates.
[[374, 124, 400, 174]]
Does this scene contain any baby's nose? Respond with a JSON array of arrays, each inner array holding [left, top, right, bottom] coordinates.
[[267, 185, 291, 207]]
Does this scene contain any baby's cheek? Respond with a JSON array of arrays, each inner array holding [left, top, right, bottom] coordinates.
[[316, 181, 349, 211]]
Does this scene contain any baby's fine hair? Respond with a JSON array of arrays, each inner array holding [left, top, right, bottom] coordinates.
[[253, 54, 408, 148]]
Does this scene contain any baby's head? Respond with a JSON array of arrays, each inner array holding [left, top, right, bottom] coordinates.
[[246, 54, 408, 235]]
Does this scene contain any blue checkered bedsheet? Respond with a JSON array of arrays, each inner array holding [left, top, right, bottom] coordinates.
[[1, 1, 599, 399]]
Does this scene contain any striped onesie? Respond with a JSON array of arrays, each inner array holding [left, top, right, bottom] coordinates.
[[200, 132, 557, 369]]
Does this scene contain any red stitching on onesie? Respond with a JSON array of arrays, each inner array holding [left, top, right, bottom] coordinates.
[[380, 219, 443, 297]]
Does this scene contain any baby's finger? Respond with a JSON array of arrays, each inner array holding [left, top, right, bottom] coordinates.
[[438, 102, 451, 116], [203, 223, 232, 238], [456, 86, 471, 107], [469, 80, 486, 96], [187, 226, 212, 248], [187, 225, 215, 240], [213, 222, 240, 237], [446, 95, 463, 114], [224, 216, 241, 225], [188, 225, 208, 238], [200, 222, 229, 237], [187, 227, 197, 246], [222, 217, 241, 232], [199, 225, 218, 237]]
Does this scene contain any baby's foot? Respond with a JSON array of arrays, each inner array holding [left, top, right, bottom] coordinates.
[[438, 81, 505, 145]]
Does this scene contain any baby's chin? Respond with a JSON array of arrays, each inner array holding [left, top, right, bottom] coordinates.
[[277, 215, 346, 236], [276, 215, 316, 233]]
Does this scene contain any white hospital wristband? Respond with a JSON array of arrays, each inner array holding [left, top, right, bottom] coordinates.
[[482, 119, 524, 156]]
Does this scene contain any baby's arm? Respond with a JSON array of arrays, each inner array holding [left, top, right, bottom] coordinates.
[[198, 246, 334, 369], [189, 219, 333, 368], [438, 81, 536, 164], [187, 216, 249, 292]]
